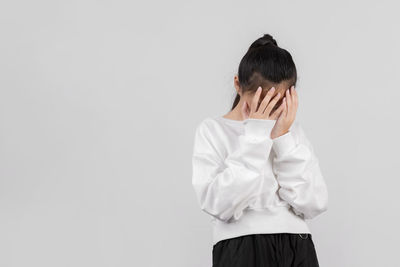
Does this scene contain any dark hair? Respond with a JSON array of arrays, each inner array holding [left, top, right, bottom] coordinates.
[[231, 34, 297, 110]]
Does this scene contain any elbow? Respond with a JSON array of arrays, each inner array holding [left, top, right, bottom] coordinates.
[[192, 176, 253, 223], [198, 197, 244, 223], [192, 182, 231, 222], [280, 186, 329, 220], [303, 193, 329, 220], [199, 199, 239, 223], [200, 206, 232, 223], [303, 205, 328, 220], [192, 185, 231, 223], [315, 184, 329, 216]]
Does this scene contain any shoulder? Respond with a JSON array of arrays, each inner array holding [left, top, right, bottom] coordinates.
[[193, 116, 219, 141], [192, 117, 226, 160], [194, 116, 222, 135]]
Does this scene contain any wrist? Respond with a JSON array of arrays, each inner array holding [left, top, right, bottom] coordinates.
[[271, 129, 289, 140], [272, 131, 297, 157], [243, 118, 275, 139]]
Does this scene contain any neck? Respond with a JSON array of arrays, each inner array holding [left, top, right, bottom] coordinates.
[[225, 99, 248, 121]]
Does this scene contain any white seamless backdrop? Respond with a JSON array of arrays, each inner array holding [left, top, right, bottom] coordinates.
[[1, 0, 399, 266]]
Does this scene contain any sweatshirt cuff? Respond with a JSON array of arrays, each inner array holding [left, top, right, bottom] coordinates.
[[243, 118, 275, 139], [272, 131, 297, 157]]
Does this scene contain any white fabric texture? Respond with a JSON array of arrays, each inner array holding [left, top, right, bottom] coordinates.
[[191, 116, 328, 245]]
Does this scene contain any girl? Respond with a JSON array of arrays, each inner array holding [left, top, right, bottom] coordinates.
[[191, 34, 328, 266]]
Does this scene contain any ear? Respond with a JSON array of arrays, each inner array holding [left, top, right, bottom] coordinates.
[[234, 75, 242, 96]]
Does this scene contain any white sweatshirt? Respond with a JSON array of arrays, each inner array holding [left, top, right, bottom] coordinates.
[[191, 115, 328, 245]]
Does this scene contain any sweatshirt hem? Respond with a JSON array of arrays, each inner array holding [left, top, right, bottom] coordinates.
[[211, 206, 310, 246]]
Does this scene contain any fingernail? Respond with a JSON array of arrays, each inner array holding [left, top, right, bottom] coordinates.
[[271, 87, 275, 91], [257, 86, 262, 91]]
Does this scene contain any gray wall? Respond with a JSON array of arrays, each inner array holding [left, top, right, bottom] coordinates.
[[1, 0, 399, 266]]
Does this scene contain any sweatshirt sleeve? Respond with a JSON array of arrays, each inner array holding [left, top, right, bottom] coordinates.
[[191, 118, 275, 223], [271, 121, 328, 220]]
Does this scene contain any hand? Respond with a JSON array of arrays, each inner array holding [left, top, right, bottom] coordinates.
[[271, 85, 298, 139], [241, 86, 283, 120]]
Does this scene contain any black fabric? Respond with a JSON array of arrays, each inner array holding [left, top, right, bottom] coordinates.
[[212, 233, 320, 267]]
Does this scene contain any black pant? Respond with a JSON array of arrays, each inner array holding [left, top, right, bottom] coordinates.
[[212, 233, 320, 267]]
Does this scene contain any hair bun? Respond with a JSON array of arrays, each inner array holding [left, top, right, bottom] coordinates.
[[249, 34, 278, 50], [259, 34, 277, 46]]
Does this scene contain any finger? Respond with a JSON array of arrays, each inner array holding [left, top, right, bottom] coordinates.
[[251, 86, 263, 114], [285, 88, 292, 117], [290, 86, 297, 120], [282, 97, 288, 117], [258, 86, 275, 113], [289, 86, 298, 119], [292, 86, 298, 109], [270, 100, 285, 120], [291, 86, 297, 108], [263, 90, 281, 117]]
